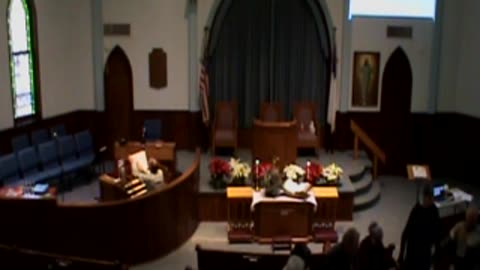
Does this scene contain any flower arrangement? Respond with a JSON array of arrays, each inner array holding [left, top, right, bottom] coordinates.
[[229, 158, 251, 186], [322, 163, 343, 182], [305, 161, 323, 183], [209, 158, 231, 189], [283, 164, 305, 182]]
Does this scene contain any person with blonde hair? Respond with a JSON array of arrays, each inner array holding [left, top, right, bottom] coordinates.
[[449, 205, 480, 270]]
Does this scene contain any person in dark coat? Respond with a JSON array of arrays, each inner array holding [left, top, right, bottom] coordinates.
[[325, 227, 360, 270], [357, 222, 397, 270], [398, 184, 440, 270]]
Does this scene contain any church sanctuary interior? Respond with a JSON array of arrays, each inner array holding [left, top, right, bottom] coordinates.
[[1, 0, 480, 269]]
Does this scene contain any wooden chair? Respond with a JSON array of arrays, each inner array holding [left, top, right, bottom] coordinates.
[[294, 102, 321, 152], [212, 101, 238, 154], [260, 102, 283, 122]]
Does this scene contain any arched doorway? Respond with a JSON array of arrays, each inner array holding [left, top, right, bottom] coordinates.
[[379, 47, 413, 173], [207, 0, 332, 128], [380, 47, 413, 116], [104, 46, 133, 154]]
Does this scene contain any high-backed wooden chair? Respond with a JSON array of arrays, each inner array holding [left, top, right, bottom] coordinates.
[[294, 102, 321, 152], [212, 101, 238, 154], [260, 102, 283, 122]]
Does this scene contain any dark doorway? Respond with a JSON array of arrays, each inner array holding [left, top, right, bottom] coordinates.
[[104, 46, 133, 155], [380, 47, 412, 116], [379, 47, 413, 173]]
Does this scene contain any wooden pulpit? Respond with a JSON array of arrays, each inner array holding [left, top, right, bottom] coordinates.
[[252, 119, 297, 168]]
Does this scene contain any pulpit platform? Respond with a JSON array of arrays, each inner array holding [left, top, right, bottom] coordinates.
[[177, 149, 373, 222]]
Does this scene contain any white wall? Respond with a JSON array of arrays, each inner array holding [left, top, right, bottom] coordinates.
[[347, 17, 434, 112], [0, 0, 94, 130], [454, 0, 480, 118], [436, 0, 461, 113], [103, 0, 189, 111], [0, 0, 13, 130], [36, 0, 95, 118]]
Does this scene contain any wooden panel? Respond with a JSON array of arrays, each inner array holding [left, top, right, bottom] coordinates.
[[254, 202, 313, 241], [337, 193, 354, 221], [0, 149, 201, 265], [149, 48, 167, 89], [252, 120, 297, 168], [198, 193, 228, 221]]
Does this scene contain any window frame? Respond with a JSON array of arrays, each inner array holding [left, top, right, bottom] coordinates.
[[7, 0, 42, 125]]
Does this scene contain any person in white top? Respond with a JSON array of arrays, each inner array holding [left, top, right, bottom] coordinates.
[[449, 205, 480, 270]]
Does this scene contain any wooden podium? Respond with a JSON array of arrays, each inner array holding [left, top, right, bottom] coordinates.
[[252, 119, 297, 168]]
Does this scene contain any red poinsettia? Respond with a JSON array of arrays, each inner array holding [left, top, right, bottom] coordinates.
[[209, 158, 231, 177], [306, 162, 323, 182], [255, 162, 273, 179]]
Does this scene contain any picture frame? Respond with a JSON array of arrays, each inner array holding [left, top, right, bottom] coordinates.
[[350, 51, 381, 111]]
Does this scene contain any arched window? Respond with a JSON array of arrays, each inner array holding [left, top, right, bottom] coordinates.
[[7, 0, 40, 120]]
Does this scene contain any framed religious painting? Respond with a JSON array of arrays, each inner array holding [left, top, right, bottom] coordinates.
[[350, 51, 381, 111]]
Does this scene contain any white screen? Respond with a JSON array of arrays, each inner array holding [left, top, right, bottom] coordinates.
[[349, 0, 436, 20]]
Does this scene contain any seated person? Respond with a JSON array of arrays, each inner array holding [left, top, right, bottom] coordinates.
[[358, 222, 397, 270], [325, 227, 360, 270], [283, 243, 311, 270], [128, 151, 164, 184], [449, 205, 480, 270]]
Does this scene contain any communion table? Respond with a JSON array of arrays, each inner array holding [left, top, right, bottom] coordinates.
[[227, 187, 338, 243]]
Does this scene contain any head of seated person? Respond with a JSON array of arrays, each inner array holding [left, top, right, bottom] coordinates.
[[148, 158, 160, 174]]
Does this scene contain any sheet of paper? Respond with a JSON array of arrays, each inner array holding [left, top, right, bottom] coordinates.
[[412, 165, 427, 178]]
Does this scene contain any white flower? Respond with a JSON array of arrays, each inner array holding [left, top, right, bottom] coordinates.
[[230, 158, 251, 178], [323, 163, 343, 181], [283, 164, 305, 180]]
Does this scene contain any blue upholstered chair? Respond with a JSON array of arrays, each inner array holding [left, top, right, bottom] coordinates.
[[11, 134, 30, 152], [31, 129, 50, 145], [50, 124, 67, 138], [74, 130, 95, 168], [144, 119, 162, 141], [17, 147, 49, 185], [0, 153, 22, 186], [57, 135, 84, 174], [37, 140, 62, 180]]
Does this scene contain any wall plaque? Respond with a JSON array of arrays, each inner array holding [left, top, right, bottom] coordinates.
[[149, 48, 167, 89]]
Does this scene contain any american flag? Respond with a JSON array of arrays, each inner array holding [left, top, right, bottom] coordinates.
[[200, 28, 210, 125]]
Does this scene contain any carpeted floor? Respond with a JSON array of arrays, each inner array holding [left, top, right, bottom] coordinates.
[[58, 150, 480, 270]]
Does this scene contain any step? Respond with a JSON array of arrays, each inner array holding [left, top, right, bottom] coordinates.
[[354, 180, 381, 211], [352, 172, 373, 196], [349, 166, 370, 183]]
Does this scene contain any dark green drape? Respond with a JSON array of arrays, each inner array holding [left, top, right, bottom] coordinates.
[[209, 0, 330, 128]]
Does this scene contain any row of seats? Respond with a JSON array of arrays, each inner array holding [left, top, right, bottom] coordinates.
[[12, 124, 67, 152], [0, 130, 95, 187]]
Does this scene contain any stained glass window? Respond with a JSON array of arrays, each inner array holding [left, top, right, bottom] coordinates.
[[8, 0, 38, 119]]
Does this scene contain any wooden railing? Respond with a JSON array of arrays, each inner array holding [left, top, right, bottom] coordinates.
[[350, 120, 386, 179]]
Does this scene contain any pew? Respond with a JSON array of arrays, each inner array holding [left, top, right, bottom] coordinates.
[[0, 244, 127, 270], [190, 244, 327, 270]]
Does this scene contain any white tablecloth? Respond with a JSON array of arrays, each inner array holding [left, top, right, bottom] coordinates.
[[435, 188, 472, 218], [251, 190, 317, 212]]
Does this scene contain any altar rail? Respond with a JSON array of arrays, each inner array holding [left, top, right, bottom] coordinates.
[[0, 149, 201, 265], [350, 120, 386, 179]]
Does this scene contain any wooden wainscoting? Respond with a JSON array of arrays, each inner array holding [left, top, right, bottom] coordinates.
[[0, 110, 204, 155], [334, 112, 480, 177]]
